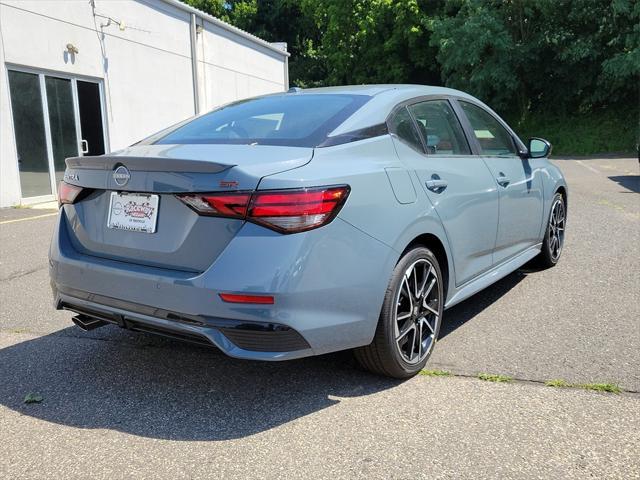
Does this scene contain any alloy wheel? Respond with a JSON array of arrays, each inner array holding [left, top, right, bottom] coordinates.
[[548, 198, 566, 261], [394, 259, 441, 364]]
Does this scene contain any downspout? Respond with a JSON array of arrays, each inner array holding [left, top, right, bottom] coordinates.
[[189, 13, 200, 115], [284, 55, 289, 91]]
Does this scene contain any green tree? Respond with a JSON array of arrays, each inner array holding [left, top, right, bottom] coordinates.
[[429, 0, 639, 118], [302, 0, 444, 86], [184, 0, 232, 22]]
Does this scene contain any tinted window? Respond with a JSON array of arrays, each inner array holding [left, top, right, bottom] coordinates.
[[389, 107, 424, 152], [155, 94, 369, 148], [460, 101, 516, 155], [408, 100, 470, 155]]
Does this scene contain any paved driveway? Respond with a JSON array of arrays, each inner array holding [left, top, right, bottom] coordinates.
[[1, 158, 638, 479]]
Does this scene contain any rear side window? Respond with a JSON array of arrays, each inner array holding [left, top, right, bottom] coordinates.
[[155, 94, 370, 148], [389, 107, 424, 152], [459, 101, 516, 155], [408, 100, 470, 155]]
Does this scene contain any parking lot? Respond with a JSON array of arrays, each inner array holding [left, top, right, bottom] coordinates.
[[1, 157, 638, 479]]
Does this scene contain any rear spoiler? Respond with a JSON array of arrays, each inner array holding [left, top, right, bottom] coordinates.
[[65, 155, 233, 174]]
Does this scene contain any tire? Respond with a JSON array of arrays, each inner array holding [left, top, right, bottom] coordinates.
[[354, 246, 444, 379], [536, 192, 566, 268]]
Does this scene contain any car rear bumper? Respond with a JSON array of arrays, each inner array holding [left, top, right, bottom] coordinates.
[[49, 210, 396, 360]]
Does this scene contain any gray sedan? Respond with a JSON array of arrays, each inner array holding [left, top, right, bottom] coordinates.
[[50, 85, 567, 378]]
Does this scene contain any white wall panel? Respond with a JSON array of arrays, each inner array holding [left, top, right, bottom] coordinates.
[[0, 19, 21, 206]]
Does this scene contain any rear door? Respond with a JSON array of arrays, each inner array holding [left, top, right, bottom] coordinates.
[[390, 99, 499, 286], [457, 100, 544, 264]]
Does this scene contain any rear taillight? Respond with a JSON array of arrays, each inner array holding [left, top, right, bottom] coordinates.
[[58, 181, 84, 207], [249, 186, 349, 233], [177, 185, 350, 233]]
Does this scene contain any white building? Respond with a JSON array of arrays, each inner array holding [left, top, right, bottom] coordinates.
[[0, 0, 289, 207]]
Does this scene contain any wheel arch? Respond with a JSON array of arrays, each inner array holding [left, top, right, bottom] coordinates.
[[555, 184, 567, 204], [554, 183, 568, 220], [401, 233, 450, 300]]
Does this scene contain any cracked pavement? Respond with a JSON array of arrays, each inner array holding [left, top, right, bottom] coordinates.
[[1, 157, 638, 478]]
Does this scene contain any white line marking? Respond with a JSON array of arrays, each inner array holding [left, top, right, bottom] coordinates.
[[575, 160, 601, 174], [0, 212, 58, 225]]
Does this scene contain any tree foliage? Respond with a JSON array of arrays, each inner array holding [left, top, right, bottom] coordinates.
[[185, 0, 639, 123]]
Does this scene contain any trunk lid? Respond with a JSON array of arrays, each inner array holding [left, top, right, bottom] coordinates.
[[62, 144, 312, 272]]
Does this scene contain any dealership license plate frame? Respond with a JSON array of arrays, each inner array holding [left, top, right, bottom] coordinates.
[[107, 191, 160, 233]]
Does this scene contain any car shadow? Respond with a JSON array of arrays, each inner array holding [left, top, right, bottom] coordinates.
[[0, 327, 400, 441], [608, 175, 639, 193], [440, 269, 528, 339], [0, 269, 529, 442]]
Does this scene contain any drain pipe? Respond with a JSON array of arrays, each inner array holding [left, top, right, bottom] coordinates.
[[189, 13, 200, 115]]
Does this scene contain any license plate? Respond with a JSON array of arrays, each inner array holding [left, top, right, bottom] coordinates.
[[107, 192, 159, 233]]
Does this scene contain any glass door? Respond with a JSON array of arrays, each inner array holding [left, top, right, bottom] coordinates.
[[77, 80, 106, 157], [45, 76, 79, 185], [7, 70, 52, 198], [7, 68, 107, 201]]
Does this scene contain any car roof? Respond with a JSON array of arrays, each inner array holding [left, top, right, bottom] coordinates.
[[293, 85, 481, 137], [297, 84, 478, 102]]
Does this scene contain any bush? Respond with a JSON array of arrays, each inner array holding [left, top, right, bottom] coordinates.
[[513, 109, 638, 156]]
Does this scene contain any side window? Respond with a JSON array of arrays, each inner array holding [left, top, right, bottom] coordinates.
[[459, 101, 516, 155], [407, 100, 470, 155], [388, 107, 424, 152]]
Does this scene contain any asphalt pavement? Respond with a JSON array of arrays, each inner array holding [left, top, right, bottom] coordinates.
[[1, 157, 638, 479]]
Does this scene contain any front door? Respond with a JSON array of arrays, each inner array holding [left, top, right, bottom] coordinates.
[[458, 101, 544, 264], [390, 100, 500, 286], [7, 69, 107, 201]]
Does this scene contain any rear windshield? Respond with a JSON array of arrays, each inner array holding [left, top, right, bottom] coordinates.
[[154, 94, 370, 148]]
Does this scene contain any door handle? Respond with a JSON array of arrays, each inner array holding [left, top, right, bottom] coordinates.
[[496, 173, 510, 187], [425, 178, 448, 192], [80, 139, 89, 154]]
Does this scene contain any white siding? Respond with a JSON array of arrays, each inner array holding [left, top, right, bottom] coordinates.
[[0, 0, 287, 206], [198, 20, 286, 110]]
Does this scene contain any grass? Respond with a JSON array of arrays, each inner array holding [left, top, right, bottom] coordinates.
[[477, 373, 512, 383], [545, 379, 621, 394], [545, 379, 572, 388], [420, 371, 623, 394], [419, 369, 452, 377], [512, 108, 637, 156], [578, 383, 622, 394]]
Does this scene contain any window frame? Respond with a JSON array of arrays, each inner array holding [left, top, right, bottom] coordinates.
[[406, 99, 473, 156], [386, 105, 426, 153], [387, 95, 476, 157], [386, 95, 527, 158], [453, 99, 527, 157]]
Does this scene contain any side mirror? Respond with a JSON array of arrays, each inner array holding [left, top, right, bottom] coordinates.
[[528, 137, 552, 159]]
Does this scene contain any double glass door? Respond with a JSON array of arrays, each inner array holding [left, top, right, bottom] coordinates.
[[7, 69, 106, 200]]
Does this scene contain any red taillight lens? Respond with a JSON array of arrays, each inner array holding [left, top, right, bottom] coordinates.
[[58, 181, 84, 207], [249, 186, 350, 233], [178, 192, 251, 218], [177, 185, 350, 233], [219, 293, 275, 304]]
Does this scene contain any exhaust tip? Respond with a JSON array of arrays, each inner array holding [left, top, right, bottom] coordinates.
[[72, 314, 108, 331]]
